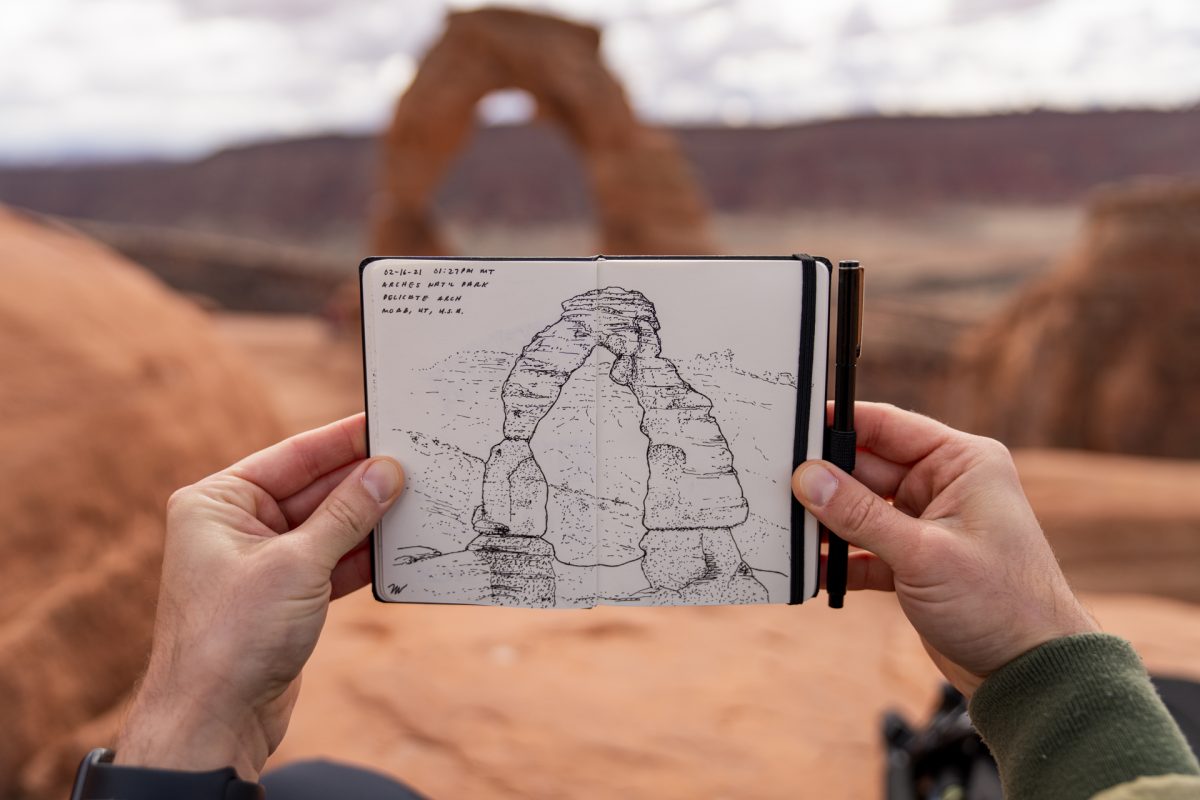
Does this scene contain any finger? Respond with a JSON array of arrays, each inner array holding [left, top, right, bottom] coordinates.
[[845, 402, 956, 465], [228, 415, 367, 500], [853, 450, 908, 500], [295, 457, 404, 567], [330, 543, 373, 600], [793, 460, 922, 565], [278, 460, 363, 529], [818, 552, 895, 591], [854, 451, 933, 516]]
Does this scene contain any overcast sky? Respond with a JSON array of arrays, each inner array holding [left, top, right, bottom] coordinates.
[[2, 0, 1198, 163]]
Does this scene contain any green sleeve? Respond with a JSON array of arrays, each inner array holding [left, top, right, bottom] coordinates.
[[968, 633, 1200, 800]]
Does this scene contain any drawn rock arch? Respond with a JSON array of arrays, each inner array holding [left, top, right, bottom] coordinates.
[[471, 287, 767, 605], [371, 7, 715, 256]]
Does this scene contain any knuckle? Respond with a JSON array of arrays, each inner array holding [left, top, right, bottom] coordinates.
[[165, 484, 199, 516], [981, 435, 1011, 458], [322, 494, 365, 535], [973, 435, 1016, 468], [841, 491, 879, 535]]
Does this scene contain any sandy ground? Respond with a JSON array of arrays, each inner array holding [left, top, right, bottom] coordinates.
[[214, 312, 364, 431], [209, 310, 1199, 799], [268, 590, 1200, 800]]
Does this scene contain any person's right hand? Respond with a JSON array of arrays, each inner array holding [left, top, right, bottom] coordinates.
[[792, 402, 1098, 697]]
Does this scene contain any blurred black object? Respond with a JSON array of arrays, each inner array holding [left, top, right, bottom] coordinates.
[[883, 684, 1002, 800], [885, 677, 1200, 800], [1152, 676, 1200, 757]]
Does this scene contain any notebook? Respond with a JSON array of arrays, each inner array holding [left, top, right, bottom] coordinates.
[[360, 256, 831, 608]]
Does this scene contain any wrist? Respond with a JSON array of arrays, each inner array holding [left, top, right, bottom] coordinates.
[[116, 678, 268, 782], [1008, 591, 1101, 668]]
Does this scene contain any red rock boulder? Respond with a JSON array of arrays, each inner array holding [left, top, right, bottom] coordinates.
[[0, 207, 282, 797], [953, 179, 1200, 456]]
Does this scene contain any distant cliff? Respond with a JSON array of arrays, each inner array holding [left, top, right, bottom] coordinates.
[[1, 109, 1197, 247]]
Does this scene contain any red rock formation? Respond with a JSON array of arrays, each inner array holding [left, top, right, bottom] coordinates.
[[0, 207, 282, 798], [952, 179, 1200, 457], [372, 7, 715, 256]]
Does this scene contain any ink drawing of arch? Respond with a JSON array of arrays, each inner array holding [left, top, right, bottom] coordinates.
[[386, 286, 792, 607]]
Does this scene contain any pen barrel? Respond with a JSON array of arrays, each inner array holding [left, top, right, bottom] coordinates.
[[833, 260, 863, 435], [827, 260, 863, 609], [832, 367, 856, 432], [826, 532, 849, 607]]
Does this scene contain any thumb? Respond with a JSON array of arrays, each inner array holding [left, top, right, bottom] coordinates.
[[295, 457, 404, 566], [792, 461, 920, 566]]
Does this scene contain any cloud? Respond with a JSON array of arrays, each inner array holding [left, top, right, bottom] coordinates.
[[950, 0, 1056, 23], [1, 0, 1198, 163]]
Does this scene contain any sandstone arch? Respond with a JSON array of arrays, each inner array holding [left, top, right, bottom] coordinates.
[[372, 8, 715, 256], [470, 287, 764, 605]]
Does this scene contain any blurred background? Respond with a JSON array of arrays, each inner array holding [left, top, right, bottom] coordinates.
[[2, 1, 1198, 797]]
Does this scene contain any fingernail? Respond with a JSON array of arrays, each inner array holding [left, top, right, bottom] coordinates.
[[798, 464, 839, 507], [362, 459, 401, 503]]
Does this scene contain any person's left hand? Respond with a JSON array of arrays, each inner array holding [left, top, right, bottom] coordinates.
[[115, 414, 403, 781]]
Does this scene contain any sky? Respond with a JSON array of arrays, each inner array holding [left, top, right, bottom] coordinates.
[[2, 0, 1198, 163]]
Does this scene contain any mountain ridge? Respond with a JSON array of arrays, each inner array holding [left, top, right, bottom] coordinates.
[[1, 108, 1197, 246]]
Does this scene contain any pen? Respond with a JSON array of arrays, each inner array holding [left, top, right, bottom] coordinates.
[[825, 260, 864, 609]]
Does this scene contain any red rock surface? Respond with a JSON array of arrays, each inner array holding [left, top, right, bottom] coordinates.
[[1014, 449, 1200, 604], [953, 179, 1200, 457], [0, 207, 282, 797]]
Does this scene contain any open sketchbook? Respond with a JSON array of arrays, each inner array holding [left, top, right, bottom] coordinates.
[[361, 256, 831, 608]]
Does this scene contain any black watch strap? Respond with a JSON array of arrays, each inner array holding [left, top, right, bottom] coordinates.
[[72, 748, 265, 800]]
